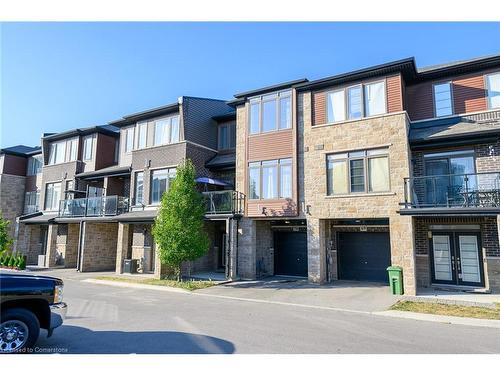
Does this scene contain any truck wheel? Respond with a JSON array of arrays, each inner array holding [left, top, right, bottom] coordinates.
[[0, 308, 40, 353]]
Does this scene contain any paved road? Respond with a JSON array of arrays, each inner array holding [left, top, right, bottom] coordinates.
[[32, 274, 500, 354]]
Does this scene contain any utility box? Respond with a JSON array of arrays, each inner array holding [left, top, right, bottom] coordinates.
[[387, 266, 404, 295], [123, 259, 138, 274]]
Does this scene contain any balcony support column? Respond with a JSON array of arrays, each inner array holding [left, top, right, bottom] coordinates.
[[45, 224, 58, 268], [226, 218, 238, 280], [116, 222, 131, 274]]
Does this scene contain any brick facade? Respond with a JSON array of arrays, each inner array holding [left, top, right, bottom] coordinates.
[[80, 222, 118, 272], [0, 174, 26, 239]]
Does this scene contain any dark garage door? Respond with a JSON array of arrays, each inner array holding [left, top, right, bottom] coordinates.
[[274, 231, 308, 277], [338, 232, 391, 283]]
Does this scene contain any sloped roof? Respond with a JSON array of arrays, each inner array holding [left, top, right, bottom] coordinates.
[[0, 145, 41, 157]]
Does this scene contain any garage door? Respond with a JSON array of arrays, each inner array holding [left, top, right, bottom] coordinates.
[[274, 231, 308, 277], [338, 232, 391, 283]]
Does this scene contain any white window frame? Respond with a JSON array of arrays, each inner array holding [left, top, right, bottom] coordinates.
[[247, 158, 293, 200], [433, 81, 454, 118], [135, 122, 148, 150], [44, 181, 62, 211], [83, 136, 93, 161], [325, 79, 387, 124], [486, 72, 500, 109], [125, 127, 135, 153], [150, 167, 176, 204], [48, 141, 66, 165], [134, 171, 144, 205], [153, 115, 180, 146], [248, 90, 292, 134], [27, 155, 42, 176]]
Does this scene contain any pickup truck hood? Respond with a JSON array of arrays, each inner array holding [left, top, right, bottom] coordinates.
[[0, 271, 63, 284]]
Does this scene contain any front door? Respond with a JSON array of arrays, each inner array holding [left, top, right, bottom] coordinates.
[[430, 232, 484, 287]]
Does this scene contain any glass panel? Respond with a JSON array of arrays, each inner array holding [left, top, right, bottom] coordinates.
[[83, 137, 93, 160], [487, 73, 500, 109], [349, 159, 365, 193], [170, 116, 180, 143], [151, 169, 169, 204], [249, 167, 260, 199], [229, 123, 236, 148], [348, 150, 365, 158], [262, 162, 278, 198], [154, 120, 169, 146], [262, 100, 276, 132], [219, 125, 228, 150], [364, 81, 386, 117], [367, 148, 388, 156], [434, 82, 453, 117], [280, 161, 292, 198], [126, 128, 134, 152], [327, 90, 346, 123], [432, 235, 453, 281], [327, 159, 348, 195], [425, 159, 450, 206], [250, 102, 260, 134], [347, 85, 362, 119], [137, 123, 147, 149], [279, 96, 291, 129], [51, 142, 65, 164], [48, 143, 57, 165], [135, 172, 144, 205], [368, 156, 389, 192], [69, 139, 78, 161]]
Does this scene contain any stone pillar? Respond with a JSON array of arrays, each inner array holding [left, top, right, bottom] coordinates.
[[116, 222, 130, 274], [45, 224, 58, 268], [389, 215, 417, 296], [237, 217, 257, 279], [64, 224, 79, 268], [307, 218, 327, 283], [227, 218, 239, 280]]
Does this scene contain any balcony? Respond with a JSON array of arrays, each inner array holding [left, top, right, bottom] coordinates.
[[23, 205, 40, 215], [203, 190, 245, 215], [401, 172, 500, 214], [58, 195, 129, 218]]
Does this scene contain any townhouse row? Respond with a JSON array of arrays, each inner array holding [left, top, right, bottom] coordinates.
[[1, 54, 500, 295]]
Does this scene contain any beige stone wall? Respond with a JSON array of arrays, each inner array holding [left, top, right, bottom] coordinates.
[[255, 221, 273, 277], [485, 257, 500, 292], [80, 222, 118, 272], [0, 174, 26, 239], [299, 92, 417, 294], [237, 217, 257, 279], [17, 224, 44, 265]]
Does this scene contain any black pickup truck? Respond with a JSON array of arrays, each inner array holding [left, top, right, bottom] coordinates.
[[0, 272, 67, 353]]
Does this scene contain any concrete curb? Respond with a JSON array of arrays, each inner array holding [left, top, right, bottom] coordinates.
[[374, 310, 500, 328], [82, 278, 191, 294]]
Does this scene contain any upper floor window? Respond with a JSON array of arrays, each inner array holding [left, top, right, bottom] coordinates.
[[249, 91, 292, 134], [327, 148, 389, 195], [218, 123, 236, 150], [44, 182, 62, 211], [136, 122, 148, 149], [24, 190, 40, 214], [433, 82, 453, 117], [154, 115, 180, 146], [326, 80, 386, 123], [48, 141, 66, 165], [27, 155, 42, 175], [83, 136, 93, 160], [486, 72, 500, 109], [125, 127, 135, 153], [68, 138, 78, 161], [134, 171, 144, 205], [248, 158, 292, 200], [150, 168, 176, 204]]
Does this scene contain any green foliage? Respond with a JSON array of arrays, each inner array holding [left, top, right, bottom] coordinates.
[[8, 253, 16, 267], [0, 215, 13, 253], [152, 159, 209, 281]]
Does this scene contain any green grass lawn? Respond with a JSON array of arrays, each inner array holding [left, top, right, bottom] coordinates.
[[94, 275, 216, 291], [391, 300, 500, 320]]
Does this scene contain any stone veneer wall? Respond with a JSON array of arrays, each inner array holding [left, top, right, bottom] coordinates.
[[17, 224, 43, 265], [80, 222, 118, 272], [255, 221, 273, 277], [0, 174, 26, 239], [299, 92, 417, 294]]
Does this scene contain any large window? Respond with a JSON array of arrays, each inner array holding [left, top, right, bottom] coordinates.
[[44, 182, 62, 211], [24, 191, 40, 213], [48, 141, 66, 165], [136, 122, 148, 149], [433, 82, 453, 117], [248, 158, 292, 200], [154, 115, 180, 146], [327, 148, 389, 195], [249, 90, 292, 134], [83, 136, 93, 160], [27, 155, 42, 176], [326, 80, 386, 123], [218, 123, 236, 150], [486, 72, 500, 109], [68, 138, 78, 161], [125, 127, 135, 153], [134, 171, 144, 205], [150, 168, 176, 204]]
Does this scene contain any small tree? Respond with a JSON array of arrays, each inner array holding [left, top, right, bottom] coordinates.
[[152, 159, 209, 281], [0, 215, 13, 253]]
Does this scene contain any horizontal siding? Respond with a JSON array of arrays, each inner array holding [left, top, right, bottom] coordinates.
[[248, 130, 293, 161], [386, 74, 403, 113], [247, 199, 298, 217], [406, 82, 434, 121], [453, 74, 487, 114], [313, 91, 326, 126]]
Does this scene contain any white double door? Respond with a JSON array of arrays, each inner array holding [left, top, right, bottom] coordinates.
[[431, 232, 483, 287]]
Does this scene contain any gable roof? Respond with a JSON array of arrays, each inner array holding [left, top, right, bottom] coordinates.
[[42, 125, 119, 142]]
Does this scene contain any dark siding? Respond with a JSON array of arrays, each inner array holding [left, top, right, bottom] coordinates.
[[1, 154, 27, 176]]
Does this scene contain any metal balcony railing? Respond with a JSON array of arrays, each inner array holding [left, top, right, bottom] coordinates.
[[203, 190, 245, 215], [58, 195, 129, 217], [403, 172, 500, 209]]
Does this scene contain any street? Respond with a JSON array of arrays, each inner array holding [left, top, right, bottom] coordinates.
[[31, 271, 500, 354]]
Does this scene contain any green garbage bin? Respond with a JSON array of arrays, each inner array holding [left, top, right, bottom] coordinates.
[[387, 266, 403, 295]]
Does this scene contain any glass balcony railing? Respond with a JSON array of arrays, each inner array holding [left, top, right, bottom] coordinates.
[[23, 205, 40, 215], [58, 195, 129, 217], [203, 190, 245, 215], [403, 172, 500, 209]]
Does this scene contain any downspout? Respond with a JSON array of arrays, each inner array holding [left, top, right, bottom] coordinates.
[[76, 221, 85, 272]]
